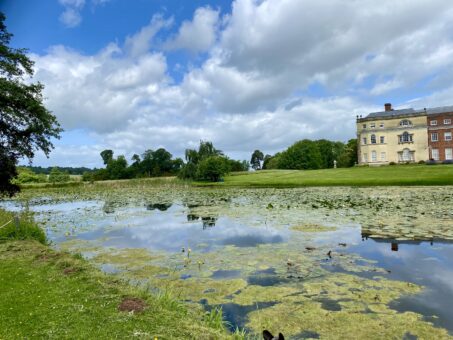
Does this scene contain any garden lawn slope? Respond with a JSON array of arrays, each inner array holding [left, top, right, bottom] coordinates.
[[221, 165, 453, 187], [0, 241, 230, 339]]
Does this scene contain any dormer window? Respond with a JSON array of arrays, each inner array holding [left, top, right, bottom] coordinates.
[[399, 119, 412, 127], [399, 131, 413, 143]]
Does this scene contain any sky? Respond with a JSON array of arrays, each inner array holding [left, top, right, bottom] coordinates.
[[2, 0, 453, 168]]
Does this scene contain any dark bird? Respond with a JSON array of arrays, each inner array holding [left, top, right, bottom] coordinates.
[[263, 330, 285, 340]]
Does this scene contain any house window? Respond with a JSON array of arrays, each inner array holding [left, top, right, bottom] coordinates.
[[362, 124, 366, 129], [432, 148, 439, 160], [431, 133, 438, 142], [371, 151, 377, 162], [399, 132, 413, 143], [379, 122, 384, 128], [446, 148, 453, 160], [444, 119, 451, 125], [399, 148, 414, 162], [380, 136, 385, 144], [399, 119, 412, 127], [362, 137, 367, 145], [430, 120, 438, 126], [370, 123, 376, 128], [363, 153, 368, 162], [445, 132, 452, 141], [381, 152, 386, 161], [371, 134, 377, 144]]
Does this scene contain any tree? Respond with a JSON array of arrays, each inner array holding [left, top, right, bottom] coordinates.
[[196, 156, 229, 182], [0, 13, 62, 196], [337, 139, 358, 167], [250, 150, 264, 170], [106, 155, 130, 179], [278, 140, 322, 170], [48, 167, 70, 183], [100, 149, 113, 165]]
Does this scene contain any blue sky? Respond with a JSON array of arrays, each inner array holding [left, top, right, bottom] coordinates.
[[2, 0, 453, 167]]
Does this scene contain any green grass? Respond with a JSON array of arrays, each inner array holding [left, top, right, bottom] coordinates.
[[217, 164, 453, 187], [0, 240, 233, 339], [0, 209, 46, 244]]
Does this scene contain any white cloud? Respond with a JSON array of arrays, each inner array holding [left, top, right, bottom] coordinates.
[[59, 7, 83, 28], [31, 0, 453, 166], [165, 7, 219, 53]]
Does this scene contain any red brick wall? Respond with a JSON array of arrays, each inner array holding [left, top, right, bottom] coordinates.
[[428, 112, 453, 161]]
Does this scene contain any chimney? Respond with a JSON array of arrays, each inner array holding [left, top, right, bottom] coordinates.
[[384, 103, 392, 111]]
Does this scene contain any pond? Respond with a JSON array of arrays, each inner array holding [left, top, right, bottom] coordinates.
[[2, 185, 453, 338]]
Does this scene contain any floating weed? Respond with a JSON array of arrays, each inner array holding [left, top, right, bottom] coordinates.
[[291, 224, 337, 233]]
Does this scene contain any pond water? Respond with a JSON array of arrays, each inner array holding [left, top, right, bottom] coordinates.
[[2, 186, 453, 338]]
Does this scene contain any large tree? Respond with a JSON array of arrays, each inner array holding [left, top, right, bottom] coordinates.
[[0, 13, 62, 196], [250, 149, 264, 170]]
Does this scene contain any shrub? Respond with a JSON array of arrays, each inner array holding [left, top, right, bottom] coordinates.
[[196, 156, 229, 182], [12, 167, 47, 184], [418, 160, 426, 164], [0, 209, 46, 244], [48, 167, 70, 183], [389, 162, 396, 166]]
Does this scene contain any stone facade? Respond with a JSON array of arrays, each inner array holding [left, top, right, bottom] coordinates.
[[357, 104, 429, 165], [428, 111, 453, 161]]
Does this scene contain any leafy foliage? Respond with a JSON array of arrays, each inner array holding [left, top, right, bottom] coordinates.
[[250, 150, 264, 170], [263, 139, 358, 170], [12, 167, 47, 184], [0, 13, 62, 196], [48, 167, 70, 183], [278, 139, 323, 170], [196, 156, 230, 182]]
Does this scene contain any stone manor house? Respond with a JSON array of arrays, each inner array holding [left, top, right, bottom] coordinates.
[[357, 103, 453, 165]]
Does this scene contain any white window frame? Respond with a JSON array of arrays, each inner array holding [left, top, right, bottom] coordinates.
[[446, 148, 453, 160], [431, 132, 438, 142], [381, 152, 386, 161], [363, 153, 368, 162], [432, 148, 439, 161], [370, 123, 376, 128], [400, 119, 412, 127], [444, 119, 451, 125], [445, 132, 452, 141], [380, 136, 385, 144], [371, 151, 377, 162], [430, 120, 438, 126]]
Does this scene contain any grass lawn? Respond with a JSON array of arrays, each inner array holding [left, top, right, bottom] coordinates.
[[0, 240, 232, 339], [219, 164, 453, 187]]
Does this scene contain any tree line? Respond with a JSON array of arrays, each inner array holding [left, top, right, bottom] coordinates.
[[250, 139, 358, 170], [83, 141, 249, 182]]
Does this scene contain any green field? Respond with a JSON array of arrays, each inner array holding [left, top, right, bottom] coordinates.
[[219, 165, 453, 187]]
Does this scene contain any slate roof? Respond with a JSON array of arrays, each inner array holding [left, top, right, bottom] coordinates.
[[365, 105, 453, 119], [366, 108, 417, 118], [426, 106, 453, 115]]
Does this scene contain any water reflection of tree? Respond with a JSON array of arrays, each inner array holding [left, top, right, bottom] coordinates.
[[146, 203, 172, 211], [186, 213, 217, 229], [102, 202, 115, 214]]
